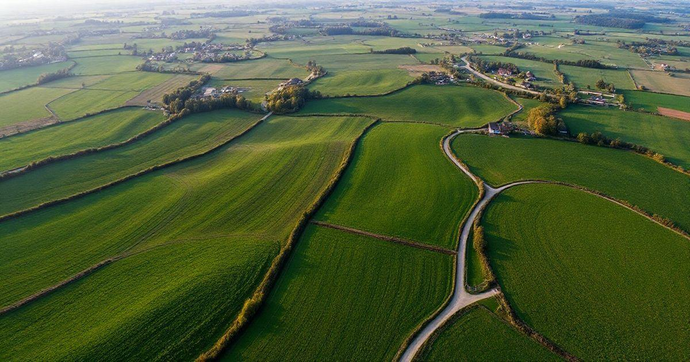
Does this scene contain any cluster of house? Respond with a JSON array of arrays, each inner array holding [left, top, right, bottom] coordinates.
[[427, 71, 455, 85], [148, 52, 177, 62], [488, 121, 516, 135], [278, 78, 304, 90], [579, 91, 615, 106], [0, 51, 67, 69], [200, 85, 250, 99]]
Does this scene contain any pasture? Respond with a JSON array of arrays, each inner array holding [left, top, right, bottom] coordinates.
[[316, 122, 478, 249], [0, 108, 164, 172], [417, 306, 557, 361], [560, 105, 690, 168], [309, 68, 413, 96], [483, 184, 690, 359], [0, 115, 373, 360], [0, 86, 75, 129], [621, 90, 690, 113], [196, 57, 309, 80], [225, 224, 453, 361], [49, 89, 138, 121], [559, 65, 636, 90], [299, 84, 517, 128], [72, 56, 143, 76], [0, 61, 74, 92], [630, 70, 690, 97], [452, 134, 690, 232]]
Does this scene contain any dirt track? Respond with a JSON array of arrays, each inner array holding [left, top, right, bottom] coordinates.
[[657, 107, 690, 121]]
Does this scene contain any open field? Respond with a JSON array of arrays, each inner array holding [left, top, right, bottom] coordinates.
[[0, 86, 75, 128], [85, 71, 174, 92], [196, 57, 309, 79], [619, 90, 690, 114], [630, 70, 690, 97], [299, 84, 517, 128], [315, 122, 477, 249], [521, 41, 648, 69], [309, 68, 413, 96], [417, 306, 557, 361], [483, 184, 690, 359], [49, 89, 139, 121], [0, 108, 164, 172], [560, 105, 690, 168], [225, 224, 453, 361], [126, 74, 199, 106], [559, 65, 636, 90], [72, 56, 143, 76], [0, 109, 260, 216], [0, 115, 372, 360], [452, 134, 690, 231], [0, 61, 74, 93]]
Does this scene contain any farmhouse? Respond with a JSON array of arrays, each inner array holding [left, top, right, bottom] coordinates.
[[525, 71, 536, 81], [202, 87, 218, 98], [497, 68, 513, 77], [488, 122, 513, 135], [280, 78, 303, 88]]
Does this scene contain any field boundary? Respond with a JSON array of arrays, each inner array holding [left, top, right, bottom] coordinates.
[[0, 60, 77, 96], [196, 118, 380, 361], [311, 221, 457, 255], [0, 112, 271, 223]]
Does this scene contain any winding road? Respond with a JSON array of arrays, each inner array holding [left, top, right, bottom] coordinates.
[[460, 56, 548, 97]]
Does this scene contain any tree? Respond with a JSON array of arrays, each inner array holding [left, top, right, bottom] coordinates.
[[559, 96, 568, 109], [595, 78, 607, 89]]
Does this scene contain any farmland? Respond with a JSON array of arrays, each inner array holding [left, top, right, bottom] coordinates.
[[1, 1, 689, 360], [560, 105, 690, 168], [299, 84, 517, 128], [452, 134, 690, 231], [315, 122, 477, 249], [483, 184, 690, 359], [416, 306, 557, 361]]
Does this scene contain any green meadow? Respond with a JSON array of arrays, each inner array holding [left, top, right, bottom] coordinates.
[[483, 184, 690, 359], [72, 56, 143, 75], [0, 108, 164, 171], [452, 134, 690, 232], [49, 89, 139, 120], [0, 87, 75, 128], [559, 65, 636, 90], [0, 61, 74, 92], [316, 122, 477, 249], [0, 115, 372, 360], [197, 57, 309, 79], [417, 306, 557, 361], [560, 105, 690, 168], [300, 84, 517, 128], [621, 90, 690, 113], [225, 224, 453, 361], [309, 68, 413, 96]]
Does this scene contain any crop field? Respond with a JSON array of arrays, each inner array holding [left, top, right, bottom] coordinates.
[[560, 105, 690, 168], [126, 74, 199, 106], [85, 71, 174, 92], [483, 184, 690, 359], [630, 70, 690, 97], [417, 306, 557, 361], [0, 109, 261, 216], [621, 90, 690, 113], [522, 41, 649, 69], [197, 57, 309, 79], [0, 86, 75, 128], [315, 122, 477, 249], [0, 108, 164, 171], [0, 115, 372, 360], [71, 56, 143, 75], [49, 89, 139, 120], [559, 65, 636, 90], [225, 224, 453, 361], [309, 68, 413, 96], [299, 84, 517, 128], [0, 61, 74, 92], [452, 134, 690, 232]]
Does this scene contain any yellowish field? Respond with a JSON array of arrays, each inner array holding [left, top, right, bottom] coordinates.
[[126, 74, 198, 106], [630, 70, 690, 97]]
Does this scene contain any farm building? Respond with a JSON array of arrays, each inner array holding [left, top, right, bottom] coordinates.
[[488, 122, 513, 135]]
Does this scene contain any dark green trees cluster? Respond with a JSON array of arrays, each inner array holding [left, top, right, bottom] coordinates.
[[37, 68, 73, 84], [468, 55, 520, 74], [527, 104, 565, 136], [371, 46, 416, 54], [265, 86, 310, 113], [163, 75, 211, 113]]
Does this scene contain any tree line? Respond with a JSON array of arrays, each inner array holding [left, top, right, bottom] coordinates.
[[371, 46, 416, 54]]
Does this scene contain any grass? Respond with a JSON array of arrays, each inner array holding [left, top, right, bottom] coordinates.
[[452, 134, 690, 232], [560, 105, 690, 168], [299, 84, 518, 128], [224, 224, 453, 361], [309, 68, 413, 96], [85, 71, 174, 92], [49, 89, 139, 121], [630, 70, 690, 97], [126, 74, 200, 106], [559, 65, 636, 90], [483, 184, 690, 359], [417, 306, 557, 361], [0, 109, 260, 216], [196, 57, 309, 79], [0, 108, 164, 171], [0, 86, 75, 128], [72, 56, 143, 76], [621, 90, 690, 113], [510, 97, 543, 125], [315, 122, 478, 249], [0, 61, 74, 92], [0, 115, 373, 360]]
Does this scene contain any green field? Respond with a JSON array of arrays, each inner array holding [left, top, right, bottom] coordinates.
[[0, 115, 372, 360], [559, 65, 636, 90], [72, 56, 143, 76], [197, 57, 309, 79], [452, 134, 690, 232], [300, 84, 517, 127], [631, 70, 690, 97], [560, 105, 690, 168], [86, 71, 173, 91], [309, 68, 413, 96], [483, 184, 690, 359], [316, 122, 477, 249], [509, 97, 543, 125], [49, 89, 139, 121], [0, 108, 164, 171], [0, 87, 75, 128], [0, 109, 261, 216], [417, 306, 557, 361], [225, 224, 453, 361], [621, 90, 690, 113], [0, 61, 74, 92]]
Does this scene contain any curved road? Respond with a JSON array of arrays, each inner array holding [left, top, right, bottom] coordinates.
[[400, 129, 531, 362], [460, 56, 549, 97]]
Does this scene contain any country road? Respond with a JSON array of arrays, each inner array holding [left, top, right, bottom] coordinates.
[[460, 56, 545, 97]]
